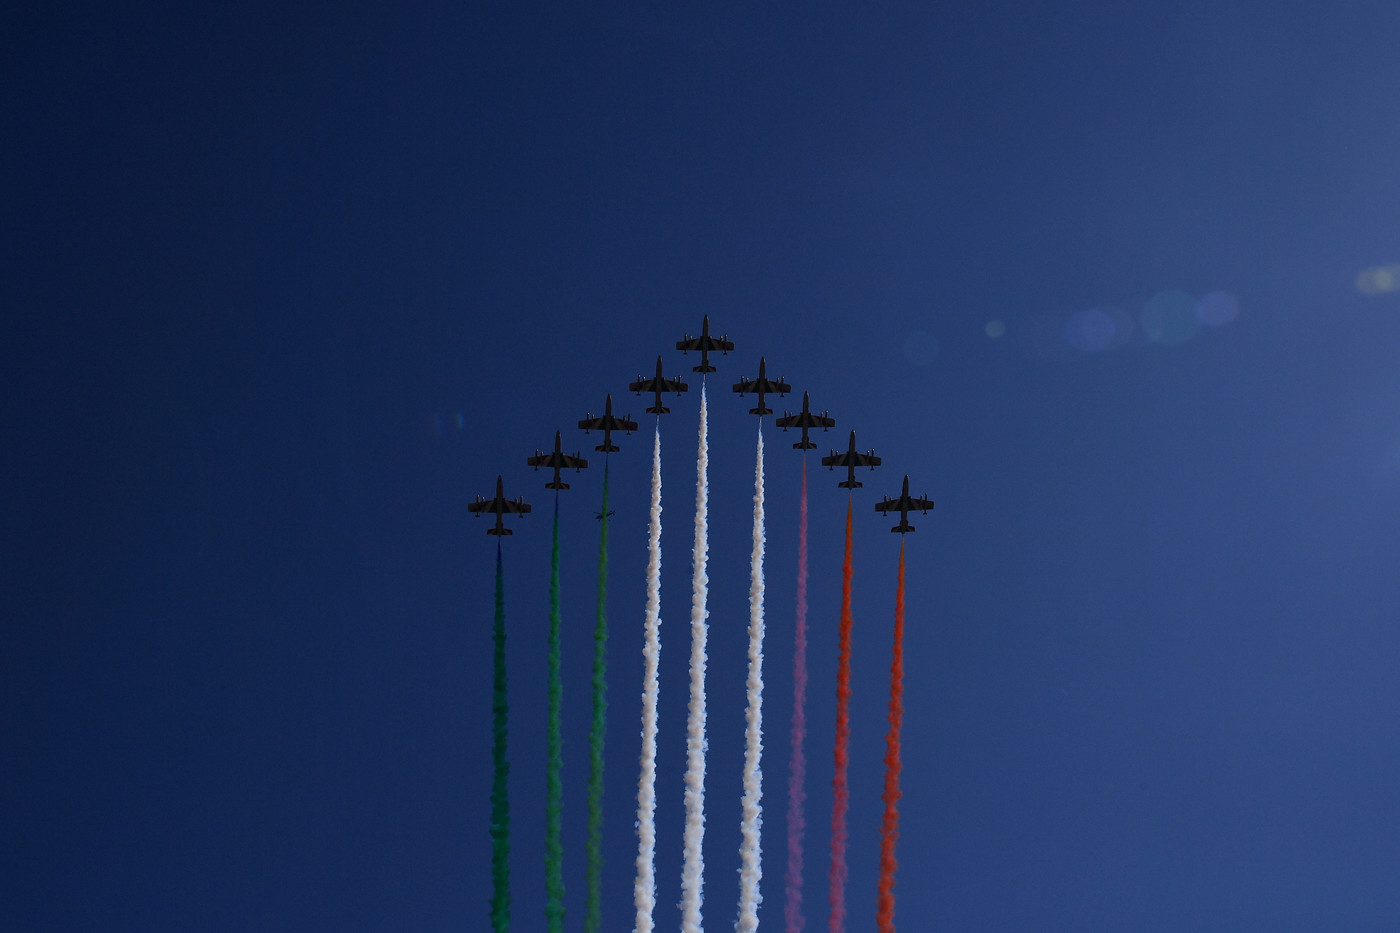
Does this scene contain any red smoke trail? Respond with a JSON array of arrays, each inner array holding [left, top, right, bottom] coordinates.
[[784, 459, 809, 933], [876, 541, 906, 933], [828, 498, 854, 933]]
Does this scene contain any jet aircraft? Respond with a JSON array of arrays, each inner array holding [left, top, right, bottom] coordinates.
[[468, 475, 532, 535], [675, 314, 735, 373], [775, 391, 836, 449], [874, 474, 934, 533], [595, 509, 615, 522], [527, 430, 589, 490], [731, 357, 791, 416], [628, 356, 689, 414], [821, 429, 881, 488], [578, 394, 638, 452]]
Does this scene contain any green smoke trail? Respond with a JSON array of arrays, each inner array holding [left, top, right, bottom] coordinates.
[[545, 499, 565, 933], [585, 462, 610, 933], [490, 542, 511, 933]]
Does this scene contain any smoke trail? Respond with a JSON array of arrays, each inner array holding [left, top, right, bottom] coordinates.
[[634, 426, 663, 933], [784, 460, 809, 933], [828, 499, 854, 933], [876, 542, 906, 933], [491, 542, 511, 933], [545, 500, 565, 933], [680, 385, 710, 933], [736, 427, 766, 931], [586, 462, 611, 933]]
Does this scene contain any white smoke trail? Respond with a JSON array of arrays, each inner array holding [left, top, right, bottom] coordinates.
[[633, 424, 663, 933], [680, 385, 710, 933], [736, 426, 766, 931]]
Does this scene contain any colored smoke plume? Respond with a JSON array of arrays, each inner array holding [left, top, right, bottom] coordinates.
[[681, 386, 711, 933], [736, 428, 767, 931], [828, 499, 854, 933], [633, 427, 663, 933], [876, 541, 906, 932], [784, 460, 809, 933]]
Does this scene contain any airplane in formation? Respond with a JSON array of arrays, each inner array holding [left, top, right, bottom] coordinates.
[[527, 430, 588, 490], [775, 391, 835, 449], [468, 475, 532, 535], [675, 315, 735, 373], [875, 474, 934, 533], [595, 509, 615, 522], [577, 394, 638, 452], [629, 356, 689, 414], [732, 356, 791, 416], [821, 429, 881, 488]]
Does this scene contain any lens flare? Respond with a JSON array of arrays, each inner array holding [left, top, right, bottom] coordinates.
[[1064, 307, 1117, 352], [1196, 291, 1240, 326], [1141, 290, 1201, 345], [1357, 263, 1400, 295]]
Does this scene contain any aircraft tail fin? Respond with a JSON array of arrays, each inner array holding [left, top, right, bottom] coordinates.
[[749, 404, 772, 416], [693, 362, 716, 373], [892, 520, 914, 534], [838, 478, 863, 489], [794, 440, 817, 450], [487, 526, 512, 536], [596, 442, 619, 453], [646, 404, 670, 414], [546, 480, 570, 490]]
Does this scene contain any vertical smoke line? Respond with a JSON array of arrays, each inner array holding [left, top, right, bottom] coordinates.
[[680, 385, 710, 933], [736, 426, 767, 931], [828, 499, 854, 933], [545, 499, 566, 933], [634, 426, 663, 933], [491, 542, 512, 933], [784, 460, 809, 933], [585, 462, 611, 933], [876, 541, 906, 933]]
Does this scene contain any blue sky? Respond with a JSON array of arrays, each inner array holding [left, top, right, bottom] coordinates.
[[7, 3, 1400, 930]]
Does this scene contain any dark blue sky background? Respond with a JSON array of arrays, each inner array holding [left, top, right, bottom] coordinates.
[[7, 3, 1400, 930]]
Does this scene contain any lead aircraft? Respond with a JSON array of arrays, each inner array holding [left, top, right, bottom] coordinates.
[[675, 314, 735, 373]]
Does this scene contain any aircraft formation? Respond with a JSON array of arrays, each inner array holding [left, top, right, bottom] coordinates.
[[469, 315, 935, 534]]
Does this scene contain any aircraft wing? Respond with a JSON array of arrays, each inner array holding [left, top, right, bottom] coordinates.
[[470, 497, 531, 516], [776, 410, 835, 429], [677, 335, 734, 352]]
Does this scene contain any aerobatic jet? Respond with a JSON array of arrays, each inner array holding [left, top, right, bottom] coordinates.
[[874, 474, 934, 533], [731, 357, 791, 416], [775, 391, 836, 449], [821, 429, 881, 488], [628, 356, 689, 415], [468, 475, 532, 535], [527, 430, 589, 490], [675, 314, 735, 373], [578, 394, 638, 452]]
